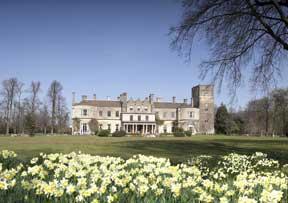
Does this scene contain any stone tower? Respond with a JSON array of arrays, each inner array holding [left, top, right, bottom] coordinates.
[[119, 92, 128, 113], [192, 85, 214, 134]]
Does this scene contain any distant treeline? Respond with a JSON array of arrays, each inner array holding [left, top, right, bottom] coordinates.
[[0, 78, 70, 135], [215, 88, 288, 136]]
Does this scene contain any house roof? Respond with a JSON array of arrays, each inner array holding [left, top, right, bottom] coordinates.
[[153, 102, 191, 109], [73, 100, 193, 109], [73, 100, 121, 107]]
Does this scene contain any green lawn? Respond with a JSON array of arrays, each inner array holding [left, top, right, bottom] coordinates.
[[0, 135, 288, 164]]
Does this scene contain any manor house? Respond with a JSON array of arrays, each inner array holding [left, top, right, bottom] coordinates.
[[72, 85, 214, 135]]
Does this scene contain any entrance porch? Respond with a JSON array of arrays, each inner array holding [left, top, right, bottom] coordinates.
[[123, 123, 156, 135]]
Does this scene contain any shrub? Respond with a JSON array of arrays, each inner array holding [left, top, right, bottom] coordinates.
[[185, 131, 192, 137], [173, 131, 186, 137], [112, 130, 126, 137], [173, 127, 185, 137], [97, 130, 110, 137], [160, 133, 173, 137], [174, 127, 184, 132]]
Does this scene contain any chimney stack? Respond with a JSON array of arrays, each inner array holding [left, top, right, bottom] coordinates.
[[72, 92, 76, 104], [183, 99, 188, 104], [120, 92, 128, 102], [172, 96, 176, 103], [149, 94, 154, 103], [93, 94, 96, 100], [82, 95, 87, 101]]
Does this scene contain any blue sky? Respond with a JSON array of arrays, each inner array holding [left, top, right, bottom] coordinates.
[[0, 0, 287, 109]]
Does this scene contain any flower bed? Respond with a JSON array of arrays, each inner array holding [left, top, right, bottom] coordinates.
[[0, 150, 288, 202]]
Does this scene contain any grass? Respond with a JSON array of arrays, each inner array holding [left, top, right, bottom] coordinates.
[[0, 135, 288, 164]]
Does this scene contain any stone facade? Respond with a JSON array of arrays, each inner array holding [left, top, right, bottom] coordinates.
[[72, 85, 214, 135]]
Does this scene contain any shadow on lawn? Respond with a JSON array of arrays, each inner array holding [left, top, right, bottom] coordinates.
[[215, 138, 288, 145], [118, 139, 288, 164]]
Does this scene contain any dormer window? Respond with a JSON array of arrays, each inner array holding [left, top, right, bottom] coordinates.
[[144, 107, 148, 112], [137, 106, 141, 111], [129, 106, 133, 111]]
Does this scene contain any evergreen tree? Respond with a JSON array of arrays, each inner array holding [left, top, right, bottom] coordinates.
[[215, 104, 232, 134]]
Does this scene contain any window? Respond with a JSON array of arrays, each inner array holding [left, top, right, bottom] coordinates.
[[145, 115, 149, 121], [205, 104, 209, 111], [130, 115, 133, 121], [164, 125, 167, 133], [82, 109, 88, 116], [155, 112, 159, 116], [107, 111, 111, 117], [108, 124, 111, 130], [116, 124, 119, 131], [189, 112, 194, 118], [163, 112, 167, 118], [205, 119, 209, 123], [99, 124, 103, 129], [171, 112, 175, 118], [129, 106, 133, 111], [99, 111, 103, 117], [138, 115, 141, 121], [144, 107, 148, 112], [82, 123, 87, 132], [116, 111, 119, 117], [137, 106, 141, 112]]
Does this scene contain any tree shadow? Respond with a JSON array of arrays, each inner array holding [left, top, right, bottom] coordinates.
[[115, 139, 288, 164]]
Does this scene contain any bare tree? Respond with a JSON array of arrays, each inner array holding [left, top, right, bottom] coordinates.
[[25, 81, 41, 135], [1, 78, 22, 135], [39, 103, 50, 134], [15, 82, 24, 134], [30, 81, 41, 115], [171, 0, 288, 93], [72, 118, 80, 135], [56, 95, 69, 134], [47, 80, 63, 134]]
